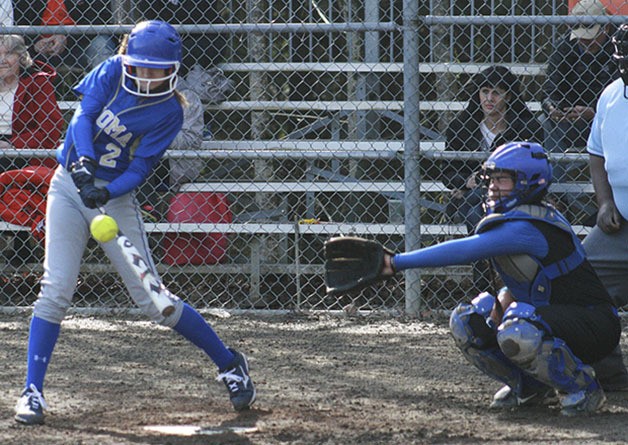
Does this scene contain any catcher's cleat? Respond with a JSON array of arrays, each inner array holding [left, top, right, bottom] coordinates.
[[217, 349, 256, 411], [593, 345, 628, 392], [15, 384, 47, 425], [560, 382, 606, 417], [599, 372, 628, 392], [489, 384, 557, 410]]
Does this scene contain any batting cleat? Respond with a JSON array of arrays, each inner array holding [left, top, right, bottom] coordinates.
[[560, 383, 606, 417], [489, 384, 557, 410], [14, 384, 48, 425], [217, 349, 256, 411]]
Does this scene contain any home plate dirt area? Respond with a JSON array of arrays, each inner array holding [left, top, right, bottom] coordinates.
[[1, 311, 627, 444]]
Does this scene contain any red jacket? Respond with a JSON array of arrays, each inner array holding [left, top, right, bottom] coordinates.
[[11, 61, 63, 167]]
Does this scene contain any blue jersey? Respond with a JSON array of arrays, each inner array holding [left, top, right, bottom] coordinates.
[[57, 55, 184, 198]]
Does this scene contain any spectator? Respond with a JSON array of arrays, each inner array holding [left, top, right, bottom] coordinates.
[[14, 1, 117, 73], [166, 87, 205, 189], [0, 35, 63, 160], [541, 0, 617, 181], [14, 0, 75, 68], [579, 23, 628, 392], [444, 65, 543, 291], [0, 34, 63, 265], [136, 65, 235, 220]]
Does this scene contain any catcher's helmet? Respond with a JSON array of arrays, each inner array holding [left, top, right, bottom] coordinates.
[[612, 24, 628, 86], [122, 20, 182, 97], [481, 141, 552, 214]]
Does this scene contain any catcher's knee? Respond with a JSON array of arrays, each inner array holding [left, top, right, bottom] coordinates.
[[498, 307, 597, 392], [449, 292, 497, 350], [496, 302, 545, 365]]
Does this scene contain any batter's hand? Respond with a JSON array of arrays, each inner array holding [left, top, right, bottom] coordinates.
[[70, 156, 98, 190], [79, 184, 110, 209], [597, 201, 621, 234]]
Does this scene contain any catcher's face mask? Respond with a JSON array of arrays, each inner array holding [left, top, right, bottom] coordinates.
[[481, 141, 552, 214], [480, 169, 516, 214]]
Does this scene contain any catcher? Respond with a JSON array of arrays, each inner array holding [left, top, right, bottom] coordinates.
[[325, 141, 620, 416]]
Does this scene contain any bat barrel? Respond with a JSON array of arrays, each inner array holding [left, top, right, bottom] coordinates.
[[116, 235, 176, 316]]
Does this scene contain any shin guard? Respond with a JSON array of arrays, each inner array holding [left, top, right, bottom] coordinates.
[[497, 302, 598, 393], [450, 293, 523, 388]]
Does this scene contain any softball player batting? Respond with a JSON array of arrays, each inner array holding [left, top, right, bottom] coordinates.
[[14, 21, 255, 425]]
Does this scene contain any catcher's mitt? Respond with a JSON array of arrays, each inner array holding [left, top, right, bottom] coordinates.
[[324, 236, 395, 295]]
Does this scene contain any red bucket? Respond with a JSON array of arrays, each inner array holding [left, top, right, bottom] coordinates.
[[162, 192, 232, 265]]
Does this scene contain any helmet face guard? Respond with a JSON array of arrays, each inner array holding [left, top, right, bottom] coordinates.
[[122, 21, 182, 97], [122, 57, 180, 97], [481, 142, 552, 214]]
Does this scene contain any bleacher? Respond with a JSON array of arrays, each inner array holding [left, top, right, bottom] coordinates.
[[0, 0, 608, 317], [3, 59, 594, 279], [0, 3, 600, 311]]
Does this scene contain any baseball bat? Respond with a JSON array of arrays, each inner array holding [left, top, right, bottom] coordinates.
[[97, 208, 175, 317]]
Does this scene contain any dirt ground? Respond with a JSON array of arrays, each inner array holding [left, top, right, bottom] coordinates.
[[0, 311, 627, 445]]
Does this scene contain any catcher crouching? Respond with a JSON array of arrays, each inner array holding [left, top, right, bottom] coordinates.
[[324, 141, 620, 416]]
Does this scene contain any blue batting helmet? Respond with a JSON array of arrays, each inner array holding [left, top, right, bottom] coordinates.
[[122, 20, 182, 97], [481, 141, 552, 213]]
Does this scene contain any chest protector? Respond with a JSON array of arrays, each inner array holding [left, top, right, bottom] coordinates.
[[475, 204, 585, 307]]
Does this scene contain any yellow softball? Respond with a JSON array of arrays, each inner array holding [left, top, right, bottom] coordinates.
[[90, 214, 119, 243]]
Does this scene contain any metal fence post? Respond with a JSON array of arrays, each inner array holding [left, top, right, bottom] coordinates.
[[403, 0, 422, 315]]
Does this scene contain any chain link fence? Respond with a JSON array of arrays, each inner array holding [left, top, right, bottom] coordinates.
[[0, 0, 617, 313]]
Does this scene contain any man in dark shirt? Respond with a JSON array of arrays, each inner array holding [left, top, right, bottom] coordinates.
[[542, 0, 617, 176]]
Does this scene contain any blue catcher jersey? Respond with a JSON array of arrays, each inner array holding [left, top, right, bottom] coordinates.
[[57, 55, 184, 198], [475, 205, 582, 307]]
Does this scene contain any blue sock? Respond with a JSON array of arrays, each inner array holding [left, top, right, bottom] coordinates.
[[173, 303, 235, 370], [25, 316, 61, 393]]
